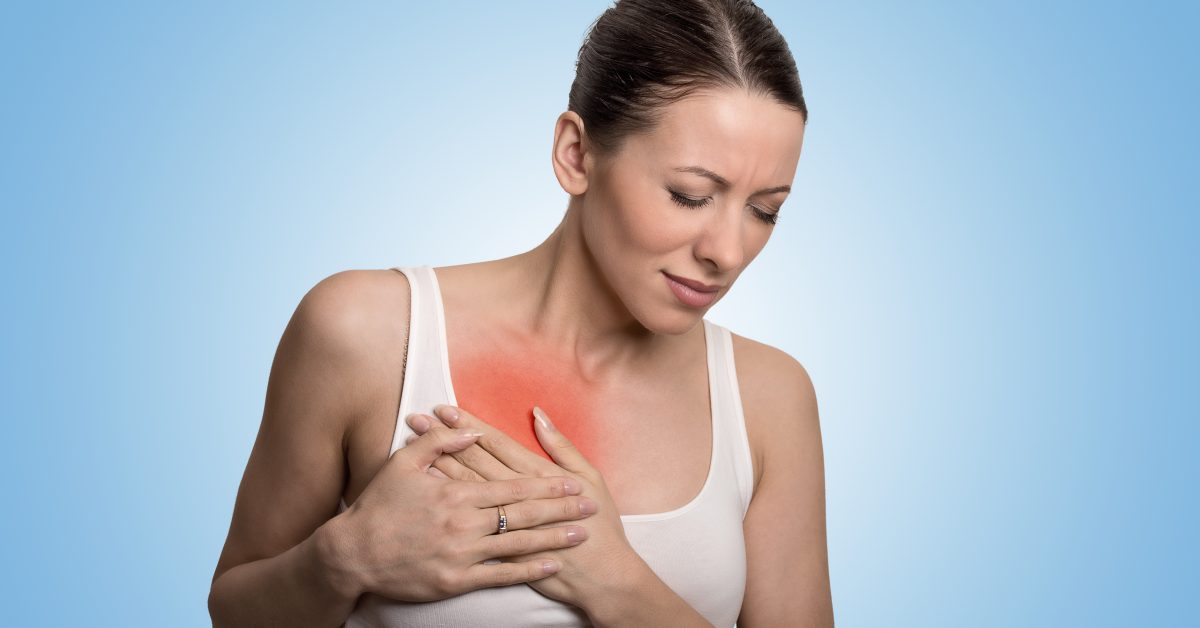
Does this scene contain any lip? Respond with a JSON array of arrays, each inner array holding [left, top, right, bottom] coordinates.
[[663, 271, 721, 308], [662, 271, 721, 293]]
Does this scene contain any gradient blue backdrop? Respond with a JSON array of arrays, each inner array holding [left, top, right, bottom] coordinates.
[[2, 1, 1195, 626]]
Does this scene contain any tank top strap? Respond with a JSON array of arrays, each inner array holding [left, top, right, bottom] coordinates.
[[703, 319, 756, 517], [386, 265, 458, 457]]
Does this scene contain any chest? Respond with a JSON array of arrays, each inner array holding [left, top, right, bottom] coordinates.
[[449, 333, 716, 516], [343, 330, 717, 517]]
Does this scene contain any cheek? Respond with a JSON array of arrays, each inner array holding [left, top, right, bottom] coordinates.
[[603, 186, 692, 256], [450, 344, 612, 466]]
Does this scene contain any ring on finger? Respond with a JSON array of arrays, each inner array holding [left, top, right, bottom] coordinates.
[[496, 505, 508, 534]]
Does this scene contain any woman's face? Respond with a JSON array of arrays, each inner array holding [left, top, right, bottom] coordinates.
[[580, 86, 806, 334]]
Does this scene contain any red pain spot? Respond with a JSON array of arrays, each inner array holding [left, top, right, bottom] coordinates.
[[449, 340, 606, 464]]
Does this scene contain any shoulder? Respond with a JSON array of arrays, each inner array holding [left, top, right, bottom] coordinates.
[[295, 268, 411, 347], [284, 268, 412, 425], [728, 330, 820, 497]]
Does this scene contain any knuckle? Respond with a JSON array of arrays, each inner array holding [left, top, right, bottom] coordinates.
[[453, 448, 480, 467], [505, 532, 532, 555], [444, 542, 471, 564], [445, 484, 471, 505], [508, 481, 528, 502], [463, 468, 485, 483], [508, 502, 531, 526], [433, 569, 460, 596], [443, 515, 469, 536], [491, 563, 521, 587]]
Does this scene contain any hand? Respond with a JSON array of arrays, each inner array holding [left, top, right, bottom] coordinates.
[[406, 404, 642, 611], [330, 425, 597, 602]]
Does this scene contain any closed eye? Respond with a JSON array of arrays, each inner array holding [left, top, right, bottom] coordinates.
[[668, 188, 779, 225], [669, 190, 709, 208]]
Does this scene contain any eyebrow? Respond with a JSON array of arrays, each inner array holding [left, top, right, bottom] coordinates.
[[673, 165, 791, 196]]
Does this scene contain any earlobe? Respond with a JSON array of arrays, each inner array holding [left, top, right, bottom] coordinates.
[[551, 112, 590, 196]]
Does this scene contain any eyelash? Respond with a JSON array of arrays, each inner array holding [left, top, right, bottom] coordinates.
[[668, 190, 780, 225]]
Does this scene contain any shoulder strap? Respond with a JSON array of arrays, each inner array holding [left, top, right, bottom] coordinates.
[[387, 266, 459, 456], [705, 320, 756, 516]]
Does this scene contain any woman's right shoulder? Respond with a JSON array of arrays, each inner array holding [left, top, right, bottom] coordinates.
[[285, 268, 413, 419], [295, 268, 412, 349]]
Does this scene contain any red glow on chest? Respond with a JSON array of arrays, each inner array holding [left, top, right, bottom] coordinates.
[[449, 347, 608, 464]]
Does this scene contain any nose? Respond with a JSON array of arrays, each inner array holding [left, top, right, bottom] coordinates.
[[694, 203, 745, 272]]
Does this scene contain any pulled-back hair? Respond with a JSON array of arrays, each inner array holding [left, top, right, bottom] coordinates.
[[568, 0, 807, 157]]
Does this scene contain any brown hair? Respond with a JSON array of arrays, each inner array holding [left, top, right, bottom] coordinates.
[[568, 0, 807, 157]]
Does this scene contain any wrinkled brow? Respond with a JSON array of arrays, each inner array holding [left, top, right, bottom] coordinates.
[[673, 165, 791, 196]]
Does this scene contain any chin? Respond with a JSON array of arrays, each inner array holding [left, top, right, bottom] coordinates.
[[645, 309, 707, 336]]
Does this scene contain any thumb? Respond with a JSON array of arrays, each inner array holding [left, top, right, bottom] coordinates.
[[532, 406, 592, 475], [395, 427, 482, 471]]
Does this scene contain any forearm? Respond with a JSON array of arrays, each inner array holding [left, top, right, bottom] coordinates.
[[209, 518, 362, 628], [585, 555, 713, 628]]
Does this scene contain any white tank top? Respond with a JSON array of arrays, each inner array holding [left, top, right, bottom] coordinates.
[[337, 265, 756, 628]]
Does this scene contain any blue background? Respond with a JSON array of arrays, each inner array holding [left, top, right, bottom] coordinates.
[[2, 1, 1195, 626]]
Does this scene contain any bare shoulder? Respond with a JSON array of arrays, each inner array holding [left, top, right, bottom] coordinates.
[[211, 268, 411, 584], [293, 268, 412, 431], [298, 269, 411, 355], [728, 331, 820, 496]]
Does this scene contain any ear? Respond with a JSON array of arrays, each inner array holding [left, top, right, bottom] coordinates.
[[551, 111, 591, 196]]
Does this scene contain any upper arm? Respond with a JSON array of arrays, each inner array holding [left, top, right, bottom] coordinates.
[[734, 340, 833, 627], [210, 269, 407, 584]]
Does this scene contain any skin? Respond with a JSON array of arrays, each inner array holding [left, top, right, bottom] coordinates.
[[208, 85, 832, 627], [448, 331, 602, 464]]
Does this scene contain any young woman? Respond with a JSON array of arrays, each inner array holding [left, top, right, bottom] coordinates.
[[209, 1, 832, 626]]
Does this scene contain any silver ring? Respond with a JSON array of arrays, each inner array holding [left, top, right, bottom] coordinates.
[[496, 505, 508, 534]]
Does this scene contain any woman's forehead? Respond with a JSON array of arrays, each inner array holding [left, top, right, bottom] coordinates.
[[622, 88, 806, 187]]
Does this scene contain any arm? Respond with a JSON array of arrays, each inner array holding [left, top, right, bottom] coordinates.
[[208, 270, 397, 627], [585, 555, 715, 627], [208, 271, 590, 626], [737, 350, 834, 627]]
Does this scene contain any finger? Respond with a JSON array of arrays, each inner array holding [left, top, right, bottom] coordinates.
[[432, 453, 485, 482], [473, 494, 597, 538], [410, 413, 516, 481], [467, 474, 583, 508], [403, 435, 460, 480], [422, 421, 522, 481], [472, 525, 586, 565], [405, 432, 489, 481], [433, 405, 558, 476], [462, 555, 561, 590], [532, 406, 594, 475], [393, 426, 483, 471]]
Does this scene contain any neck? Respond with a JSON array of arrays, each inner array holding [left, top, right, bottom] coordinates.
[[488, 203, 673, 382]]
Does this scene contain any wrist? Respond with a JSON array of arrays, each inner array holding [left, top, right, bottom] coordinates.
[[586, 552, 655, 627], [310, 512, 367, 603]]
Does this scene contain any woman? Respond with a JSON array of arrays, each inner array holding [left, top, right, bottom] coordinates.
[[209, 0, 831, 626]]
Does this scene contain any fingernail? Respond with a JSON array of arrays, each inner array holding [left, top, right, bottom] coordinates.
[[457, 428, 484, 441], [405, 434, 418, 445], [533, 406, 555, 432], [565, 527, 586, 544], [562, 478, 581, 495], [577, 498, 596, 515], [542, 559, 559, 574], [406, 413, 431, 433], [436, 405, 461, 425]]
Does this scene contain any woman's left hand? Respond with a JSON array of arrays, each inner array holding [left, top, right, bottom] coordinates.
[[404, 404, 640, 611]]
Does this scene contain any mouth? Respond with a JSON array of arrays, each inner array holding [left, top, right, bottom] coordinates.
[[662, 271, 721, 293], [662, 271, 721, 308]]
